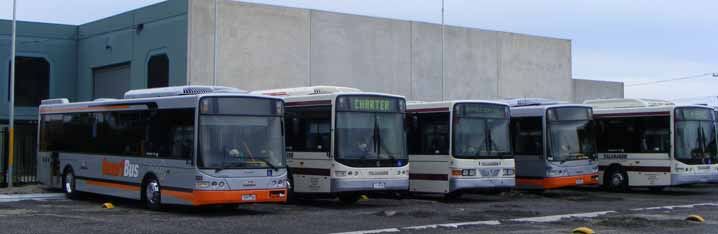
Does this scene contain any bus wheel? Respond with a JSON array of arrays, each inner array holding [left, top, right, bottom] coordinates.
[[606, 168, 628, 192], [286, 175, 296, 204], [338, 193, 361, 205], [62, 168, 79, 199], [143, 177, 163, 211]]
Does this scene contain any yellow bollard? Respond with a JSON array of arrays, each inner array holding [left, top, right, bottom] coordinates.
[[102, 203, 115, 209], [572, 227, 595, 234], [686, 215, 704, 223]]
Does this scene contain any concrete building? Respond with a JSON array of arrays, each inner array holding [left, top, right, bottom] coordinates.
[[0, 0, 622, 183]]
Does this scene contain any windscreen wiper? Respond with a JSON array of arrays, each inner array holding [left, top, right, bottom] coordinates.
[[255, 158, 279, 171]]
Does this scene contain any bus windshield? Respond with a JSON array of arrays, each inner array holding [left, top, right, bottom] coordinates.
[[674, 108, 718, 164], [197, 97, 285, 170], [547, 107, 596, 162], [335, 96, 407, 166], [452, 103, 511, 158]]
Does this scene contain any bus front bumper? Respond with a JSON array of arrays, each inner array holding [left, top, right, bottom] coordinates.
[[671, 173, 718, 185], [186, 189, 288, 206], [517, 173, 599, 190], [331, 178, 409, 193], [449, 177, 515, 192]]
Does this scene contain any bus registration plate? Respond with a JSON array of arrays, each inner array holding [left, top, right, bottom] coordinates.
[[372, 182, 386, 189], [576, 179, 584, 185], [242, 194, 256, 201]]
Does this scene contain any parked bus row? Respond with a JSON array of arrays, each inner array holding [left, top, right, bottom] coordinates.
[[36, 85, 718, 210]]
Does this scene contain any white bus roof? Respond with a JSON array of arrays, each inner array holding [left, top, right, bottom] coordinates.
[[39, 86, 277, 113], [252, 86, 405, 104], [583, 98, 674, 109], [583, 98, 715, 117], [510, 104, 592, 118], [124, 85, 245, 99], [407, 100, 508, 112]]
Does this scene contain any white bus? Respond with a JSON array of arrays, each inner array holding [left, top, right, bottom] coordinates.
[[406, 101, 514, 198], [585, 98, 718, 191], [507, 99, 600, 190], [37, 86, 288, 209], [252, 86, 409, 204]]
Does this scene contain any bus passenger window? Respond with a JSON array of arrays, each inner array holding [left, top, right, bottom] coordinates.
[[285, 106, 331, 152], [511, 117, 543, 155], [407, 112, 449, 155]]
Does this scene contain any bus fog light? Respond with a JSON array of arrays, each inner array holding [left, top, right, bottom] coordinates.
[[335, 171, 347, 177], [354, 171, 359, 176], [196, 181, 210, 188], [211, 181, 218, 187], [218, 181, 225, 188]]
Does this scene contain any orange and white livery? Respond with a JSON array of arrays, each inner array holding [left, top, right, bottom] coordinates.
[[37, 86, 288, 209]]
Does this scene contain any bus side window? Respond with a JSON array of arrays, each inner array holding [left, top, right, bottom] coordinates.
[[596, 116, 670, 154], [511, 117, 543, 156], [408, 112, 449, 155], [145, 109, 195, 159], [285, 106, 331, 153]]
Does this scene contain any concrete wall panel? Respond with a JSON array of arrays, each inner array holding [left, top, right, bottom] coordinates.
[[188, 0, 215, 85], [573, 79, 624, 103], [215, 1, 310, 90], [410, 22, 443, 101], [443, 26, 499, 100], [498, 33, 573, 101], [310, 11, 411, 96]]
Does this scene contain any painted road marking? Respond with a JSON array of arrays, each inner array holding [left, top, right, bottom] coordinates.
[[330, 203, 718, 234], [0, 193, 65, 203]]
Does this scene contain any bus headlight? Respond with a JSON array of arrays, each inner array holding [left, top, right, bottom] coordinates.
[[592, 166, 599, 173], [335, 171, 347, 177]]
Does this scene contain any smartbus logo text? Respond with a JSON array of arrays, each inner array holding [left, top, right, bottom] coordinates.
[[102, 159, 139, 178]]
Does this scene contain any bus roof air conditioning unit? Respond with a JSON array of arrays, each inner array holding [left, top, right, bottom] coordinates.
[[123, 85, 246, 99], [502, 98, 566, 107], [251, 86, 361, 97], [41, 98, 70, 105]]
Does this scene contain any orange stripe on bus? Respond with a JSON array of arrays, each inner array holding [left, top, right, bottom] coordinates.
[[40, 105, 130, 113], [517, 173, 599, 189], [85, 179, 140, 191], [191, 189, 287, 206], [163, 190, 195, 202]]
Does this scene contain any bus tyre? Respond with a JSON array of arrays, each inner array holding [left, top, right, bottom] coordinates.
[[338, 193, 361, 205], [286, 174, 296, 204], [62, 168, 79, 199], [606, 167, 628, 192], [143, 176, 163, 211]]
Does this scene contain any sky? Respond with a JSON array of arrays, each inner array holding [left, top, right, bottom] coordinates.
[[1, 0, 716, 101]]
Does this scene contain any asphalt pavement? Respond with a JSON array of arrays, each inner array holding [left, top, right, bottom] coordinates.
[[1, 185, 718, 234]]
